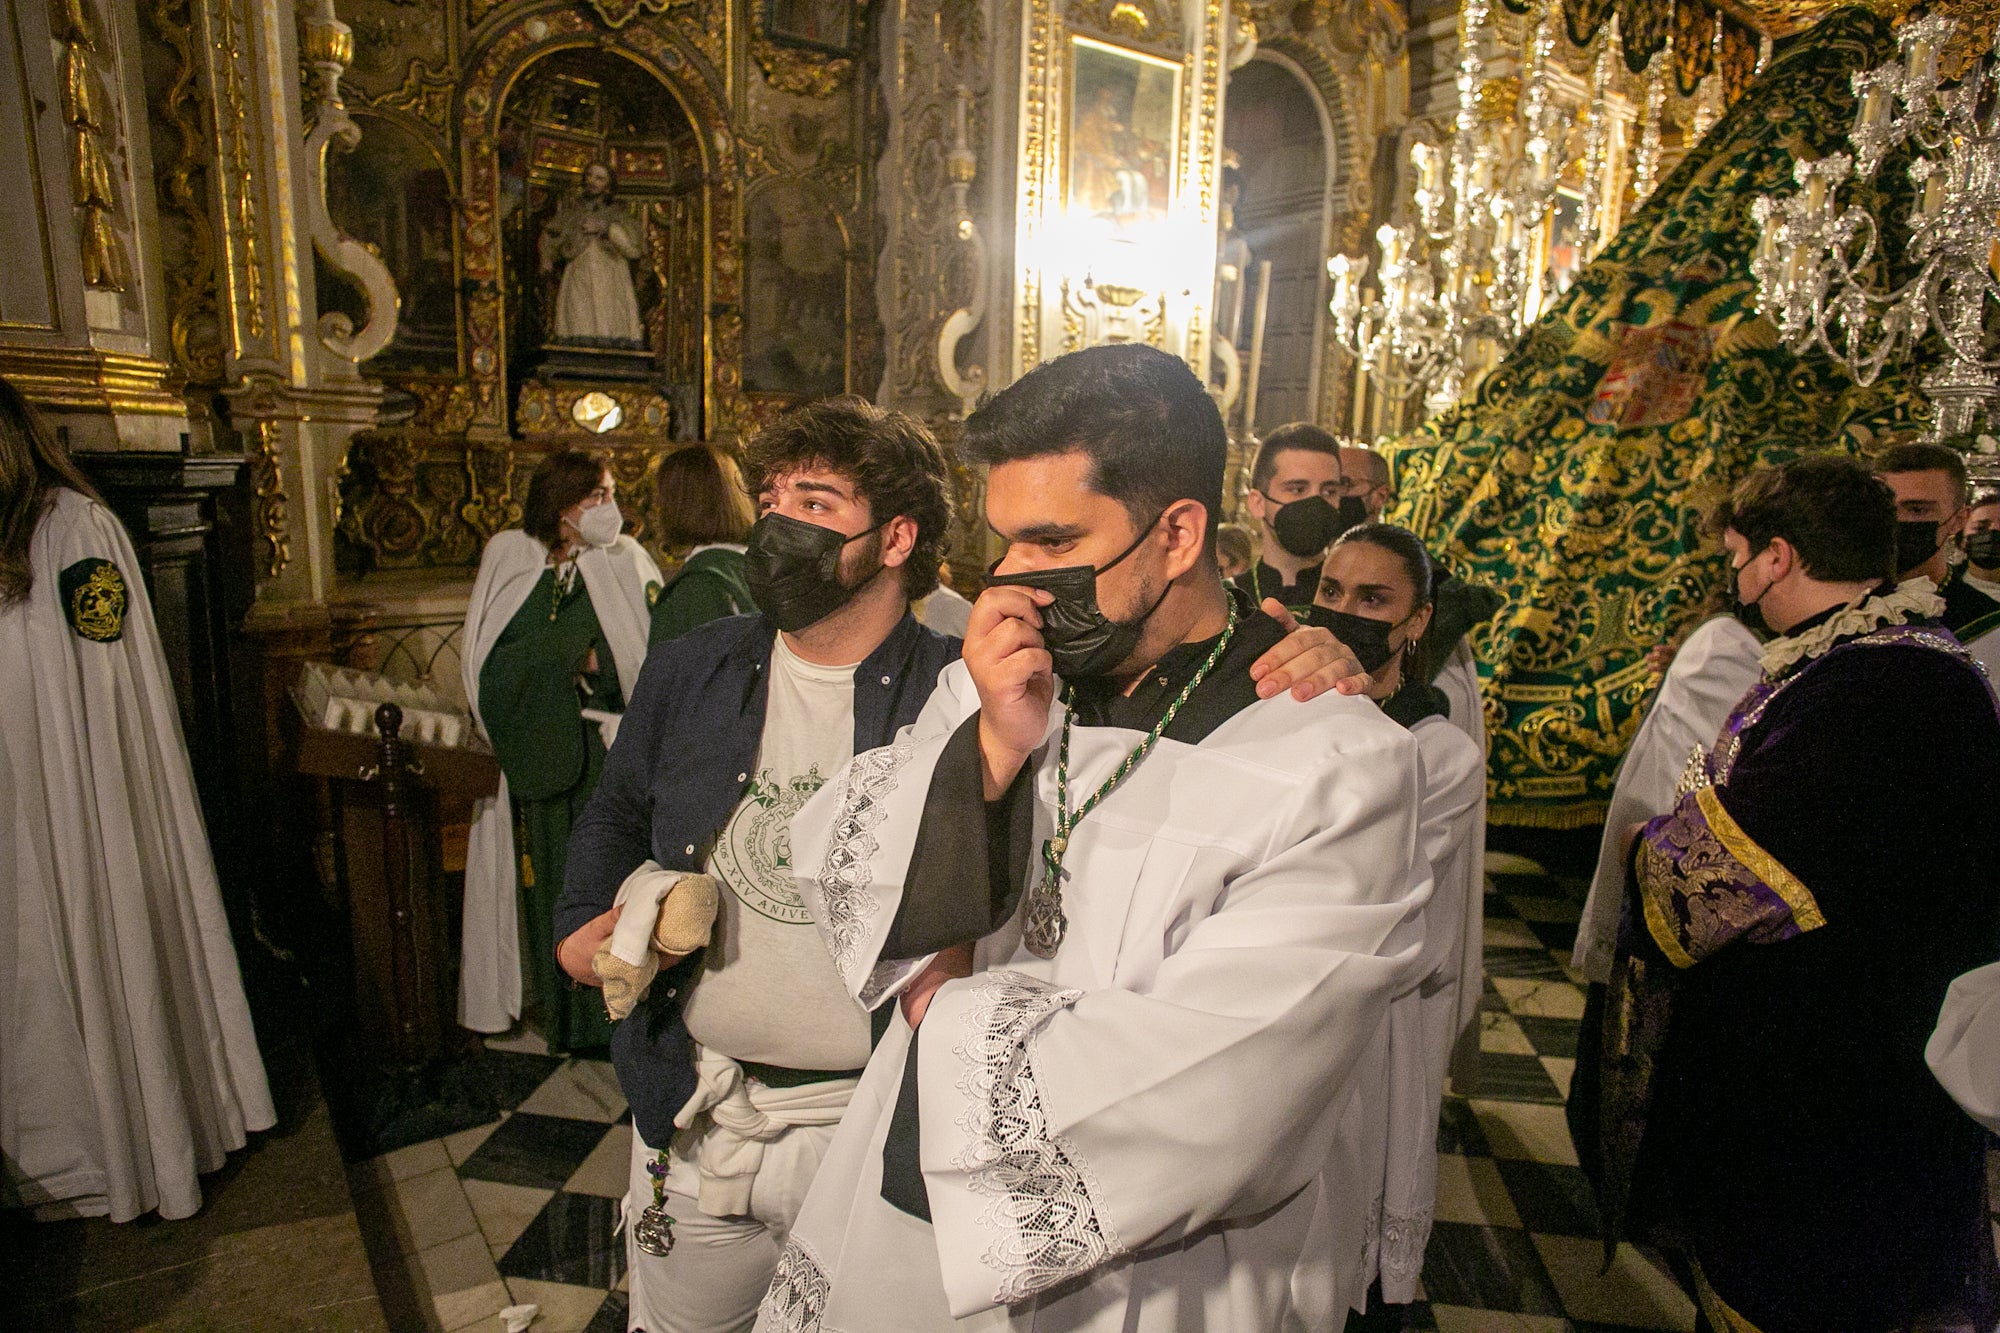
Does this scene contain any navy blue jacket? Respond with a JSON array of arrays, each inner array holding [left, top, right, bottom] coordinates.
[[557, 610, 961, 1147]]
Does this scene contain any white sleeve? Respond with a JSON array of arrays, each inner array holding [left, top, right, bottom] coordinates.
[[1927, 960, 2000, 1133], [913, 723, 1428, 1317], [793, 661, 1026, 1004]]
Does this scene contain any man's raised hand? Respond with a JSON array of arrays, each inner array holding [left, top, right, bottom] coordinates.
[[965, 583, 1056, 799]]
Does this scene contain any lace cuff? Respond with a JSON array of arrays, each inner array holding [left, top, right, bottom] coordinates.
[[951, 971, 1121, 1306]]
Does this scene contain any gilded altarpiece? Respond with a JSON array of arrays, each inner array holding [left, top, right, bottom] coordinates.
[[312, 0, 873, 574]]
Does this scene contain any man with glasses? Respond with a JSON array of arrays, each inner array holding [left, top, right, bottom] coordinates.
[[1337, 442, 1396, 520]]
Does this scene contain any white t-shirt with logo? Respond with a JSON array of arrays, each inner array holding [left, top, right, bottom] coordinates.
[[679, 633, 874, 1071]]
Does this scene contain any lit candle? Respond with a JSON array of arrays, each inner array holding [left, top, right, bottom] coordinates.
[[1804, 166, 1829, 214]]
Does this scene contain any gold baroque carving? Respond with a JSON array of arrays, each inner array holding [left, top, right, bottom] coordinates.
[[55, 0, 129, 291], [212, 0, 265, 342], [248, 419, 292, 578], [751, 39, 853, 97], [1065, 0, 1181, 53], [0, 346, 186, 416], [362, 58, 457, 132], [146, 0, 225, 384], [1017, 0, 1056, 373]]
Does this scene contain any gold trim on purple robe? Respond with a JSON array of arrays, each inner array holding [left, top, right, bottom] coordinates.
[[1635, 784, 1825, 970]]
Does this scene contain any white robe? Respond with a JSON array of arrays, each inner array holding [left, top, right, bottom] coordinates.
[[457, 530, 660, 1033], [1574, 616, 1763, 983], [1, 489, 274, 1222], [759, 658, 1431, 1333], [1927, 960, 2000, 1134], [1431, 640, 1487, 1088], [1340, 714, 1484, 1305]]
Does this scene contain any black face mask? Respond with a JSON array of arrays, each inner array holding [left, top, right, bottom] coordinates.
[[1731, 550, 1771, 636], [1302, 606, 1406, 675], [1966, 529, 2000, 570], [1261, 493, 1368, 560], [1896, 520, 1942, 576], [988, 516, 1166, 679], [744, 512, 883, 633]]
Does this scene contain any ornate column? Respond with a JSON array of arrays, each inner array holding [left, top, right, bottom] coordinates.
[[0, 0, 188, 450], [194, 0, 395, 611]]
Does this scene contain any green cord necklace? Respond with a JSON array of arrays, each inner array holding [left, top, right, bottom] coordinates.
[[1022, 597, 1239, 959]]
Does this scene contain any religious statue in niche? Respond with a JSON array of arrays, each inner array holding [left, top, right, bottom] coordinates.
[[539, 162, 645, 346]]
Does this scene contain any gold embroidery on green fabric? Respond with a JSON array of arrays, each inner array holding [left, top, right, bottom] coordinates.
[[1384, 11, 1923, 828]]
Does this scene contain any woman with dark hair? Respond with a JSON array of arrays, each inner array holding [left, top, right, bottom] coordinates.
[[0, 378, 274, 1222], [1312, 522, 1486, 1326], [649, 443, 757, 644], [459, 448, 661, 1051]]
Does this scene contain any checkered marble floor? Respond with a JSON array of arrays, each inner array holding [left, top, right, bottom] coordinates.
[[344, 855, 1994, 1332]]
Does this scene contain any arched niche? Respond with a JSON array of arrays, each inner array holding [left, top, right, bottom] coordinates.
[[457, 12, 741, 442], [324, 112, 460, 375], [1221, 52, 1335, 435]]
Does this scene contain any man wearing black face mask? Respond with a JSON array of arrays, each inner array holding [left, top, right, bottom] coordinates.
[[1594, 456, 2000, 1333], [764, 344, 1430, 1333], [1877, 443, 2000, 629], [554, 397, 1368, 1332], [1236, 422, 1362, 613]]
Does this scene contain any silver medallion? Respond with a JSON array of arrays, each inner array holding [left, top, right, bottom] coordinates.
[[1022, 878, 1066, 958], [634, 1204, 676, 1257]]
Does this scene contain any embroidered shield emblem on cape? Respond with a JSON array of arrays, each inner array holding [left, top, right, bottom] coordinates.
[[60, 557, 127, 642]]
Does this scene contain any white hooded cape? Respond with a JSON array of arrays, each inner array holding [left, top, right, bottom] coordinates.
[[457, 529, 659, 1033], [1, 489, 274, 1222], [1575, 616, 1762, 983]]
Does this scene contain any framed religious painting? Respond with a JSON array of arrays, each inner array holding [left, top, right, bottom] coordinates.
[[1065, 36, 1181, 237], [766, 0, 852, 54]]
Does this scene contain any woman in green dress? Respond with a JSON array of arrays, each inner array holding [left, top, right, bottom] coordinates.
[[648, 443, 757, 643], [461, 449, 660, 1052]]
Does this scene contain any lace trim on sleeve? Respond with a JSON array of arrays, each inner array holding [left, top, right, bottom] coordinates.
[[1378, 1205, 1433, 1300], [758, 1237, 831, 1333], [953, 971, 1121, 1306], [815, 736, 915, 978]]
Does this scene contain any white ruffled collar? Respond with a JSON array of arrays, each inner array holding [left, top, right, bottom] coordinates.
[[1759, 576, 1944, 676]]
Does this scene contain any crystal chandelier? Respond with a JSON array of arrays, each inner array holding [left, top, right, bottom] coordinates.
[[1750, 16, 2000, 459], [1326, 0, 1572, 414]]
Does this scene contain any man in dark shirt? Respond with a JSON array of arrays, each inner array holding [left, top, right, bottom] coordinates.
[[1878, 441, 2000, 637], [1234, 421, 1358, 613]]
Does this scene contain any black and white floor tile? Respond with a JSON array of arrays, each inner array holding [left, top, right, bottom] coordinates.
[[345, 855, 1996, 1332]]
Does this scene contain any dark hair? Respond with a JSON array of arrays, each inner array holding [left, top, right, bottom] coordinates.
[[742, 396, 952, 600], [1714, 455, 1895, 584], [1876, 441, 1969, 506], [1215, 522, 1255, 574], [1250, 422, 1342, 492], [0, 378, 102, 606], [523, 448, 610, 546], [1329, 522, 1434, 680], [655, 444, 754, 548], [1331, 521, 1434, 609], [1973, 489, 2000, 511], [1343, 445, 1390, 489], [964, 344, 1227, 548]]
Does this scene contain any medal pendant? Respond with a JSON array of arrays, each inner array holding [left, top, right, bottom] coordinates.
[[634, 1204, 676, 1257], [1023, 877, 1066, 959]]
